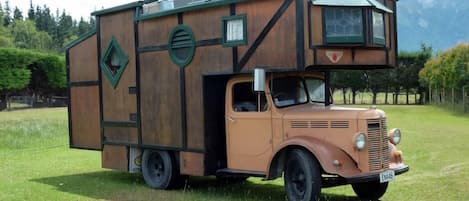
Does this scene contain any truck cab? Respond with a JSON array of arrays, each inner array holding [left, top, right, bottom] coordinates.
[[224, 71, 408, 200]]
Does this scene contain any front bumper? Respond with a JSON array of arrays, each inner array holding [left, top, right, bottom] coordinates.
[[346, 165, 409, 184]]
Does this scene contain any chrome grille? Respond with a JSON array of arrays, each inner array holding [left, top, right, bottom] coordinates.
[[367, 118, 390, 171]]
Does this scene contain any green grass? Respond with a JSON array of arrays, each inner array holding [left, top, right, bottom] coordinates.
[[1, 106, 469, 201]]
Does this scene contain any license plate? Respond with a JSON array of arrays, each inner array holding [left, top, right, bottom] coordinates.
[[379, 170, 395, 183]]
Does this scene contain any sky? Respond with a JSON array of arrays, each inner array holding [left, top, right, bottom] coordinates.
[[10, 0, 132, 20]]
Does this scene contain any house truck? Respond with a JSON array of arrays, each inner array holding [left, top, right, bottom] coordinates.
[[66, 0, 408, 200]]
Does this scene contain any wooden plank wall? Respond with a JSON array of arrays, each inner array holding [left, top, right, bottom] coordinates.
[[100, 10, 137, 123], [139, 51, 183, 147], [99, 10, 139, 146], [237, 0, 297, 70], [69, 35, 101, 150]]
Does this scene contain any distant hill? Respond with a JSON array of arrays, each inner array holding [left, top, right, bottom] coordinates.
[[397, 0, 469, 52]]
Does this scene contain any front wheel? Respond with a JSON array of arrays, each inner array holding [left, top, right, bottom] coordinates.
[[352, 181, 388, 200], [284, 149, 321, 201]]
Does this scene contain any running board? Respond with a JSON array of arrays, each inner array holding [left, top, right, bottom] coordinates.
[[216, 168, 266, 178]]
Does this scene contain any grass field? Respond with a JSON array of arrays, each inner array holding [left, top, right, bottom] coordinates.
[[1, 106, 468, 201]]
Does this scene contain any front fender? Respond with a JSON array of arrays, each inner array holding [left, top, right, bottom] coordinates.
[[267, 136, 362, 179]]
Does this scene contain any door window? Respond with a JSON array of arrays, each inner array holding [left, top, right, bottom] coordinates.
[[232, 82, 267, 112]]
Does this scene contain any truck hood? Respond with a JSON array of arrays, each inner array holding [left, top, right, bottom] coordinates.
[[280, 104, 385, 120]]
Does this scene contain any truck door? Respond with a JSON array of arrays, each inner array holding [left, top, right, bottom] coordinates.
[[226, 79, 272, 173]]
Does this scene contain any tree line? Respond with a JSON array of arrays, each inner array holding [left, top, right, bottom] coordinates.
[[0, 0, 95, 52], [331, 45, 433, 105], [0, 0, 95, 110], [420, 43, 469, 108]]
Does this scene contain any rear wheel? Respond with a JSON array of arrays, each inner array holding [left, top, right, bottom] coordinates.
[[352, 181, 388, 200], [284, 149, 321, 201], [142, 149, 183, 189]]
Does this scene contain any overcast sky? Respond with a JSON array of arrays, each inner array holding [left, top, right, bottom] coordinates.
[[10, 0, 132, 20]]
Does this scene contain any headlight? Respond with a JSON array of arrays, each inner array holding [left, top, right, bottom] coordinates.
[[388, 128, 401, 145], [355, 133, 366, 150]]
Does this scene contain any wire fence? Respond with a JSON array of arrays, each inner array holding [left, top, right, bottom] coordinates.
[[333, 90, 422, 105], [428, 86, 469, 113], [4, 96, 68, 111]]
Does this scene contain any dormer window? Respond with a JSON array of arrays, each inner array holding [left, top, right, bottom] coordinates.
[[313, 0, 392, 46]]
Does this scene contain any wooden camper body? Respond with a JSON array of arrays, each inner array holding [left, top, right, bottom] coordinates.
[[67, 0, 397, 175]]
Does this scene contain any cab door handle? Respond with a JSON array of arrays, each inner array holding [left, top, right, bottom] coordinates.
[[228, 116, 236, 123]]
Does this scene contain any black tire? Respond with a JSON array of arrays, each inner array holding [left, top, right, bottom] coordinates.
[[284, 149, 321, 201], [352, 181, 388, 200], [142, 149, 182, 189]]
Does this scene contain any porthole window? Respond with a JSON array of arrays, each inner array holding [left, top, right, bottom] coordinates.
[[168, 25, 196, 68]]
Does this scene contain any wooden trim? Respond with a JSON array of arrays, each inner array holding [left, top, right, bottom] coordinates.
[[65, 29, 97, 50], [92, 1, 142, 16], [103, 141, 205, 153], [102, 121, 139, 128], [134, 8, 143, 145], [69, 81, 100, 87], [96, 16, 105, 150], [66, 50, 73, 148], [136, 0, 249, 21], [296, 0, 305, 70]]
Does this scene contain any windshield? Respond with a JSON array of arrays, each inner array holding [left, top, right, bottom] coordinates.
[[305, 78, 325, 103], [271, 76, 326, 107], [271, 77, 308, 107]]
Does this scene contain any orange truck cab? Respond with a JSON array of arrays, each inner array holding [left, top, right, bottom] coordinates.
[[66, 0, 407, 200], [223, 71, 408, 200]]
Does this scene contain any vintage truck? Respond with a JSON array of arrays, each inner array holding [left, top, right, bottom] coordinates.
[[66, 0, 408, 200]]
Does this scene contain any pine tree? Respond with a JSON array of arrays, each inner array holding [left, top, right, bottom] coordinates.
[[3, 0, 11, 26], [27, 0, 35, 20], [13, 6, 22, 21]]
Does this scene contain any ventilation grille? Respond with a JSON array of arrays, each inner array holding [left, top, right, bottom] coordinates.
[[331, 121, 349, 128], [290, 120, 349, 129], [367, 118, 390, 171]]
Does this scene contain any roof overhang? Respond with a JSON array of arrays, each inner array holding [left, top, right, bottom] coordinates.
[[311, 0, 393, 13]]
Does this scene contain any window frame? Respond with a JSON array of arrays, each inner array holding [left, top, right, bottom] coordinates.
[[322, 6, 366, 44], [222, 14, 248, 47], [372, 9, 386, 46]]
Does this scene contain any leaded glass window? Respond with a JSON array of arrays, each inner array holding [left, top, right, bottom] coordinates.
[[324, 7, 364, 43]]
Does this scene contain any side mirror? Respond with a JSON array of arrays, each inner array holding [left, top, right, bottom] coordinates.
[[253, 68, 265, 92]]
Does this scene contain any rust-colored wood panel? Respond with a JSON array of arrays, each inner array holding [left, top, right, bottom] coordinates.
[[104, 127, 138, 144], [311, 6, 323, 46], [139, 52, 182, 147], [69, 35, 98, 82], [354, 50, 387, 65], [184, 6, 229, 41], [238, 0, 296, 70], [139, 15, 178, 47], [180, 152, 205, 176], [316, 49, 352, 65], [70, 86, 101, 149], [100, 10, 137, 122], [185, 46, 232, 149], [102, 145, 128, 171]]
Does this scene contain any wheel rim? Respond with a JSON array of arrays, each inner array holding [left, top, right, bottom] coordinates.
[[149, 153, 165, 181]]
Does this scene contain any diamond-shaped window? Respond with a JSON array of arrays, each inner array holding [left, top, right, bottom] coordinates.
[[100, 37, 129, 88]]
